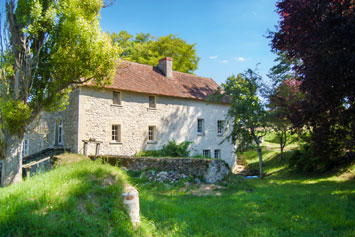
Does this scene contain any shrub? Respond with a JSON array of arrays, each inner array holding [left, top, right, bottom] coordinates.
[[136, 141, 192, 158], [289, 143, 355, 173], [161, 140, 192, 157]]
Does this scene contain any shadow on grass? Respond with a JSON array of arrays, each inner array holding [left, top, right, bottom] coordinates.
[[0, 164, 134, 236], [136, 177, 355, 236]]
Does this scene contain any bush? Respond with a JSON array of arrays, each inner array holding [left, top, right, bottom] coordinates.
[[289, 143, 355, 173], [136, 141, 192, 158]]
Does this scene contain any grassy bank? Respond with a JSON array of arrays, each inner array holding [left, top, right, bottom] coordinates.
[[0, 156, 140, 236], [1, 141, 354, 236], [129, 135, 355, 236]]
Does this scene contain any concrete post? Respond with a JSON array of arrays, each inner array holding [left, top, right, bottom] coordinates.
[[122, 185, 140, 228], [83, 141, 88, 156], [95, 143, 101, 157]]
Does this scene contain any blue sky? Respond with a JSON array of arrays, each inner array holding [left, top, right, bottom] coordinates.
[[100, 0, 280, 85]]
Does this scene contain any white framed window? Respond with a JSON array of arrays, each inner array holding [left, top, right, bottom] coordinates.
[[217, 120, 224, 135], [22, 139, 29, 158], [55, 118, 63, 145], [214, 149, 221, 159], [149, 95, 156, 109], [197, 119, 204, 134], [112, 124, 121, 142], [203, 149, 211, 158], [148, 126, 156, 141], [113, 91, 122, 105]]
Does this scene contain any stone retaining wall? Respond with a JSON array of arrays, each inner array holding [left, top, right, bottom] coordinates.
[[95, 156, 230, 183]]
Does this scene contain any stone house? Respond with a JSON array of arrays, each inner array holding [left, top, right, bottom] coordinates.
[[22, 58, 237, 167]]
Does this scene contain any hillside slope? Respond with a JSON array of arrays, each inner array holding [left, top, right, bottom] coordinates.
[[0, 157, 140, 236]]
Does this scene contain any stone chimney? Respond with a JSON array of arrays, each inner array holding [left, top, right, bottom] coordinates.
[[158, 57, 173, 78]]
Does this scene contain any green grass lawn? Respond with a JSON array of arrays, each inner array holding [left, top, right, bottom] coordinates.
[[0, 156, 140, 236], [129, 135, 355, 236], [0, 140, 354, 236]]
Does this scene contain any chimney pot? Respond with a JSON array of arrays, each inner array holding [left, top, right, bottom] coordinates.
[[158, 57, 173, 78]]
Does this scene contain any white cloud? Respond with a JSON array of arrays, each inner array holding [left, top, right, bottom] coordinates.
[[221, 60, 229, 63], [235, 57, 245, 62], [209, 56, 218, 59]]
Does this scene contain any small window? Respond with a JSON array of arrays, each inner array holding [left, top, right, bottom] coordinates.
[[197, 119, 204, 133], [217, 120, 224, 134], [55, 118, 63, 145], [113, 91, 121, 105], [148, 126, 156, 141], [203, 149, 211, 158], [22, 139, 29, 158], [214, 149, 221, 159], [112, 124, 121, 142], [149, 96, 156, 109]]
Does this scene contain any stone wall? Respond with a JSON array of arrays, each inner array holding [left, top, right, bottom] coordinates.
[[24, 89, 80, 157], [79, 87, 237, 167], [97, 156, 230, 183]]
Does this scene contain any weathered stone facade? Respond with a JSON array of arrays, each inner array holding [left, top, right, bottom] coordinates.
[[78, 87, 236, 167], [24, 86, 237, 167], [24, 89, 80, 156]]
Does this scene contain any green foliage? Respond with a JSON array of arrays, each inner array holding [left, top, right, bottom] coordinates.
[[0, 100, 32, 135], [136, 141, 192, 158], [221, 69, 268, 151], [111, 31, 199, 73], [1, 0, 121, 137]]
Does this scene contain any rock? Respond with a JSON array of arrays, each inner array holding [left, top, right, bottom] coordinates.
[[121, 166, 129, 172], [157, 171, 168, 177], [203, 160, 230, 184], [194, 178, 201, 184], [184, 181, 191, 186]]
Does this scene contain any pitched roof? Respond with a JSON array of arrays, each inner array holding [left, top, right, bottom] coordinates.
[[97, 61, 228, 103]]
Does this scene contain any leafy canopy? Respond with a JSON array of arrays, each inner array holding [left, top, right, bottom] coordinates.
[[110, 31, 199, 74], [0, 0, 120, 137], [221, 69, 268, 151], [271, 0, 355, 167]]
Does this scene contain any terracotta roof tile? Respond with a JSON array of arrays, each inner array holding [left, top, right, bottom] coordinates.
[[90, 61, 228, 103]]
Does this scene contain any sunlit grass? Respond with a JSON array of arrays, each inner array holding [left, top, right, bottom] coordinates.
[[129, 133, 355, 236], [0, 157, 161, 236]]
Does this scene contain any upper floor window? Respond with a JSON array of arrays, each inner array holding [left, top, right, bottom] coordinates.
[[112, 124, 121, 142], [55, 118, 63, 145], [203, 149, 211, 158], [22, 139, 29, 158], [149, 96, 156, 109], [148, 126, 156, 141], [113, 91, 122, 105], [197, 119, 205, 134], [214, 149, 221, 159], [217, 120, 224, 135]]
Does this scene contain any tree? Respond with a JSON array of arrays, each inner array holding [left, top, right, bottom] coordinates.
[[267, 52, 301, 160], [268, 79, 303, 160], [0, 0, 120, 187], [271, 0, 355, 169], [111, 31, 200, 74], [221, 69, 268, 178]]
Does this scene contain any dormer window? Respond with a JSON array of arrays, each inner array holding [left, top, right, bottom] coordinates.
[[113, 91, 122, 105], [149, 96, 156, 109]]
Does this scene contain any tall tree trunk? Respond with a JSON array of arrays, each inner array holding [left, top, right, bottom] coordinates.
[[256, 144, 263, 178], [280, 146, 284, 160], [1, 134, 23, 187]]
